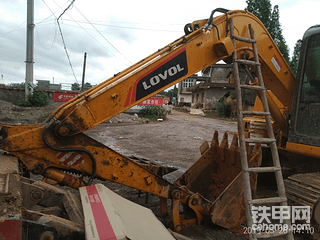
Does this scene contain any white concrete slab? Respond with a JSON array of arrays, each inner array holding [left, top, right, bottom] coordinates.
[[189, 109, 205, 116], [80, 184, 174, 240]]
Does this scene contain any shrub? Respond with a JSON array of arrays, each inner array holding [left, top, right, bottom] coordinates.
[[14, 86, 49, 107], [140, 105, 166, 120], [28, 87, 49, 107], [216, 96, 231, 118]]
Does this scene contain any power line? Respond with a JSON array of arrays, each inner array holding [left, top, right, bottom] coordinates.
[[35, 8, 58, 25], [35, 18, 183, 32], [50, 0, 131, 68], [0, 21, 26, 38], [39, 2, 64, 50], [41, 0, 58, 19], [63, 22, 133, 63], [52, 22, 141, 41], [57, 22, 78, 83], [57, 0, 75, 21], [56, 0, 78, 83], [34, 24, 58, 50], [42, 0, 78, 83], [35, 20, 179, 41], [77, 19, 184, 26], [35, 3, 59, 50], [72, 4, 133, 65], [38, 1, 181, 68], [61, 19, 182, 33]]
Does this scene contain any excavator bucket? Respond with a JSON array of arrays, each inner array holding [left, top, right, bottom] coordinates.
[[175, 131, 262, 232]]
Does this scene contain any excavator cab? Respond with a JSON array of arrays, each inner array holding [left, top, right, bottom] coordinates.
[[288, 25, 320, 151]]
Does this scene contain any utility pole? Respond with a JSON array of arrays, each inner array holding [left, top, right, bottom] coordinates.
[[81, 52, 87, 92], [25, 0, 34, 97]]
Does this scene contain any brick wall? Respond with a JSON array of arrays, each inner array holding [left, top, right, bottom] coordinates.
[[0, 86, 79, 103]]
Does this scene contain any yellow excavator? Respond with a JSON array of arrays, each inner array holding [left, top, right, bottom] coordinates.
[[0, 8, 319, 239]]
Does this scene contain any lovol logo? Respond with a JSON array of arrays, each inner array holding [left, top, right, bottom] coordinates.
[[142, 64, 185, 90], [124, 48, 188, 107], [133, 48, 188, 103]]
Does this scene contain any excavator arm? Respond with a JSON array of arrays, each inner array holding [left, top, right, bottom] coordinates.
[[1, 9, 294, 232]]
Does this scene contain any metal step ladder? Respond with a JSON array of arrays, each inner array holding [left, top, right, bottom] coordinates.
[[229, 18, 294, 240]]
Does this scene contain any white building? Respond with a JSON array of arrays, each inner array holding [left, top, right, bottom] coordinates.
[[177, 75, 197, 106]]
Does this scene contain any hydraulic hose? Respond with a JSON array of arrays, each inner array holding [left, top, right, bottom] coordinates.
[[42, 120, 96, 186], [203, 8, 230, 30]]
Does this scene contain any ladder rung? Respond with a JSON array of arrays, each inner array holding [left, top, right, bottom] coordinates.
[[254, 229, 292, 239], [244, 138, 276, 144], [235, 59, 260, 66], [232, 35, 256, 43], [239, 84, 264, 91], [242, 111, 270, 116], [249, 197, 287, 205], [245, 167, 281, 173]]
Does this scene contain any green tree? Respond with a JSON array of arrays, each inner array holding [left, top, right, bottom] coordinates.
[[170, 85, 178, 101], [246, 0, 272, 30], [289, 39, 302, 76], [84, 82, 93, 89], [160, 85, 178, 101], [27, 87, 49, 107], [71, 82, 80, 91], [246, 0, 290, 63], [270, 5, 290, 63]]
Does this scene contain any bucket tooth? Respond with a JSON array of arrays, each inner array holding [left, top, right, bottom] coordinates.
[[220, 132, 229, 149], [229, 134, 239, 165], [211, 131, 219, 147], [175, 131, 262, 232], [230, 133, 238, 148], [219, 132, 228, 162], [175, 131, 261, 201]]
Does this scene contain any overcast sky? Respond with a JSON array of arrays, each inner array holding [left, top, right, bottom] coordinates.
[[0, 0, 319, 89]]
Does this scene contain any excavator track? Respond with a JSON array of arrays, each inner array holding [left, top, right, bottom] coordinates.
[[284, 173, 320, 230]]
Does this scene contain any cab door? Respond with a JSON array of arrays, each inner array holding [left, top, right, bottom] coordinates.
[[289, 29, 320, 147]]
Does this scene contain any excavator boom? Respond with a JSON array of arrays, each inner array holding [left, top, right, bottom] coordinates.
[[48, 9, 295, 139]]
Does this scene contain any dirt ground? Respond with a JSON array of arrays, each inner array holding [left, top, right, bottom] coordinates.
[[0, 100, 63, 124], [86, 111, 314, 240], [0, 100, 315, 240], [87, 110, 238, 182], [86, 110, 244, 240]]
